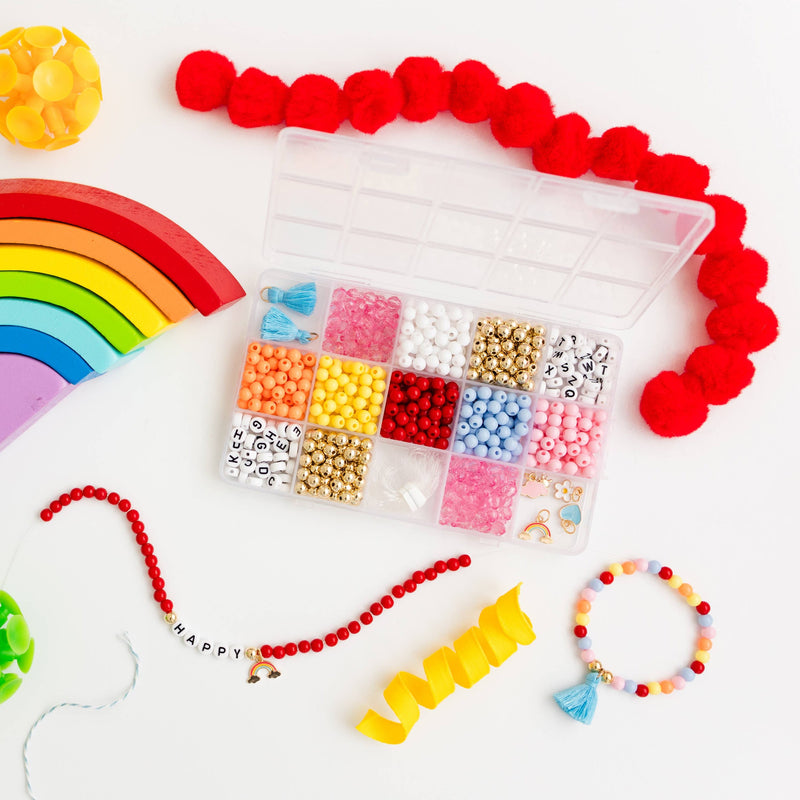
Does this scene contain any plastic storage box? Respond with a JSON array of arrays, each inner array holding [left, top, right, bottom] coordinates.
[[220, 129, 713, 554]]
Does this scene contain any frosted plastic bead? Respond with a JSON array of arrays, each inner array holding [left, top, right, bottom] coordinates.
[[449, 366, 463, 378], [457, 333, 472, 346], [438, 349, 452, 364], [435, 316, 451, 332], [455, 319, 470, 333], [647, 560, 662, 573], [402, 305, 416, 320], [434, 331, 450, 347], [453, 440, 466, 453], [464, 434, 479, 449], [463, 388, 477, 402], [486, 434, 500, 448], [448, 306, 463, 321], [412, 357, 426, 371], [400, 321, 414, 336], [426, 355, 440, 370], [435, 364, 450, 376], [416, 301, 429, 314], [398, 355, 413, 368], [411, 331, 424, 345], [624, 680, 637, 693]]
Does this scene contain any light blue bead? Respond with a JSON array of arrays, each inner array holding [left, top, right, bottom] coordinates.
[[457, 421, 470, 436], [488, 446, 504, 460], [459, 403, 473, 420], [464, 433, 479, 449], [487, 400, 502, 414], [517, 394, 532, 408], [679, 667, 696, 682], [484, 417, 499, 432], [463, 388, 477, 403], [500, 450, 513, 462], [577, 637, 592, 650], [698, 614, 714, 628], [463, 447, 474, 456], [476, 385, 492, 400], [505, 401, 520, 417], [476, 428, 490, 443], [588, 578, 604, 592], [474, 444, 488, 458], [511, 441, 523, 456], [487, 434, 501, 448], [468, 415, 483, 429], [647, 560, 662, 574], [496, 411, 510, 426], [517, 408, 532, 422], [623, 680, 637, 694], [497, 425, 512, 440], [492, 390, 508, 403], [503, 437, 518, 451], [514, 422, 529, 437], [453, 440, 466, 454], [472, 400, 487, 416]]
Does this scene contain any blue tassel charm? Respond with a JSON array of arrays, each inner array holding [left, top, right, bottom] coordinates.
[[260, 307, 317, 344], [262, 282, 317, 316], [554, 669, 602, 724]]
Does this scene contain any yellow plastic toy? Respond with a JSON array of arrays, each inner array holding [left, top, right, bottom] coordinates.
[[0, 26, 101, 150]]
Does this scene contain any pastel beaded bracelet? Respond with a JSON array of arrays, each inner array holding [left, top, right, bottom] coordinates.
[[554, 558, 715, 724]]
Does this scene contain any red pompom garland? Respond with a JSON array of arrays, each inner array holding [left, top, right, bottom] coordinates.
[[175, 51, 778, 438]]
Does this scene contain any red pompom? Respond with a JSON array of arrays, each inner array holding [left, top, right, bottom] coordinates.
[[490, 83, 554, 148], [343, 69, 404, 134], [448, 60, 501, 123], [285, 74, 348, 133], [684, 344, 755, 405], [227, 68, 288, 128], [639, 371, 709, 437], [706, 299, 779, 352], [635, 153, 710, 199], [697, 248, 768, 305], [175, 50, 236, 111], [695, 194, 747, 256], [393, 57, 449, 122], [591, 126, 650, 181], [532, 113, 593, 178]]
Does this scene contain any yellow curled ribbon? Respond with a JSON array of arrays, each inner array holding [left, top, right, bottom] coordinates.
[[356, 584, 535, 744]]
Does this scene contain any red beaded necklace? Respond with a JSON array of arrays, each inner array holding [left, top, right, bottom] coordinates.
[[39, 486, 471, 679]]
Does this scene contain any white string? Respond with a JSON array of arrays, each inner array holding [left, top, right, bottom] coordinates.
[[22, 632, 141, 800]]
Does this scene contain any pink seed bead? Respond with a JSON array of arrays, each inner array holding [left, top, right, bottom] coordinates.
[[634, 558, 649, 572], [564, 403, 579, 416], [562, 428, 578, 443], [672, 675, 686, 690], [562, 461, 578, 475], [580, 649, 596, 663], [540, 437, 555, 451], [701, 626, 716, 639], [611, 675, 626, 691], [535, 450, 551, 464], [562, 415, 577, 429], [577, 418, 592, 432], [550, 402, 564, 415], [547, 414, 562, 427], [534, 411, 548, 425], [536, 398, 549, 412], [545, 425, 560, 439], [580, 587, 596, 601], [576, 432, 589, 446]]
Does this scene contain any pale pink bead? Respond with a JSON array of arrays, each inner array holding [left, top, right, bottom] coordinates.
[[534, 411, 548, 425], [672, 675, 686, 690], [611, 675, 626, 691], [577, 417, 592, 432], [594, 409, 607, 423], [553, 441, 567, 458], [531, 428, 544, 442], [545, 425, 560, 439], [550, 402, 565, 415], [634, 558, 649, 572], [575, 453, 591, 468], [549, 459, 563, 471], [590, 428, 604, 441], [562, 428, 578, 443], [587, 440, 601, 454], [580, 587, 596, 601], [536, 398, 549, 412], [548, 413, 562, 427], [701, 626, 716, 639], [567, 443, 581, 457], [576, 432, 589, 446], [540, 437, 555, 451], [581, 408, 594, 420], [562, 415, 578, 429], [581, 466, 596, 478], [564, 403, 579, 416], [563, 461, 578, 475], [580, 649, 596, 663], [526, 454, 537, 468], [536, 450, 551, 464]]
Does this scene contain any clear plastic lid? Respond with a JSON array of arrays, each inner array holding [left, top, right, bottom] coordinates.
[[264, 129, 714, 331]]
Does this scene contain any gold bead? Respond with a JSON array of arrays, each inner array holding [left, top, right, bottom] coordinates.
[[299, 453, 312, 467], [529, 363, 538, 374], [295, 482, 308, 494], [353, 490, 364, 504], [499, 355, 514, 371], [360, 438, 372, 451], [517, 341, 532, 357], [303, 439, 316, 453], [344, 447, 359, 461], [334, 433, 348, 447], [245, 647, 259, 661], [486, 341, 501, 357], [356, 463, 369, 476], [588, 660, 603, 673], [333, 455, 346, 470], [320, 463, 334, 478], [473, 340, 486, 354], [507, 378, 518, 388], [343, 470, 357, 484], [323, 443, 337, 458], [491, 317, 504, 327], [466, 368, 479, 380], [512, 327, 527, 343], [348, 435, 362, 448], [310, 429, 324, 441], [520, 379, 535, 391], [307, 474, 320, 489], [330, 478, 344, 493], [311, 451, 325, 465], [296, 467, 310, 482], [469, 353, 483, 369], [601, 670, 613, 684], [484, 356, 498, 371], [318, 485, 332, 498], [495, 372, 510, 385], [480, 371, 495, 383], [516, 355, 530, 370], [496, 324, 511, 339], [531, 335, 545, 350], [532, 325, 546, 337], [164, 612, 177, 624], [307, 486, 318, 497], [482, 323, 495, 338], [359, 451, 372, 464], [501, 339, 515, 353]]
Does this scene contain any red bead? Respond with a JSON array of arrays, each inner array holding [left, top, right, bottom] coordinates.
[[135, 532, 148, 545], [261, 645, 273, 657], [412, 570, 426, 585], [406, 386, 421, 401], [49, 500, 62, 513], [696, 601, 711, 615], [417, 377, 430, 391], [118, 499, 131, 512], [659, 566, 673, 580], [635, 684, 649, 697], [348, 620, 361, 634], [392, 429, 408, 441], [324, 633, 338, 647], [59, 493, 71, 506], [381, 418, 396, 434], [418, 396, 431, 411], [141, 543, 154, 557], [439, 426, 452, 439], [428, 425, 440, 439], [94, 487, 107, 500], [336, 627, 349, 641], [273, 645, 286, 659], [285, 642, 298, 656], [412, 432, 429, 445], [458, 554, 471, 567], [403, 372, 416, 386], [132, 521, 145, 534], [152, 578, 165, 590], [691, 661, 705, 674], [107, 492, 120, 505], [145, 555, 157, 568], [428, 407, 441, 421], [434, 438, 449, 450], [160, 599, 173, 613], [599, 571, 614, 585], [406, 402, 420, 417], [395, 412, 409, 427], [391, 370, 403, 383], [574, 625, 588, 638], [298, 640, 311, 653], [417, 416, 431, 430], [446, 557, 460, 571], [380, 595, 394, 609], [360, 611, 374, 625], [386, 402, 399, 417], [311, 638, 324, 652], [431, 393, 446, 407], [126, 509, 139, 522], [370, 602, 383, 616], [148, 566, 161, 579], [40, 508, 53, 521], [391, 584, 405, 598], [445, 383, 460, 400], [70, 488, 83, 501], [431, 377, 445, 391], [434, 560, 447, 573], [389, 388, 404, 404], [403, 578, 417, 593], [83, 485, 95, 498], [404, 422, 418, 437], [424, 567, 437, 581], [154, 589, 166, 603]]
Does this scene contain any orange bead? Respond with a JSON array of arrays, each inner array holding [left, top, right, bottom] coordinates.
[[297, 378, 311, 392], [288, 406, 304, 420], [255, 359, 269, 374], [679, 584, 693, 597], [301, 367, 314, 380], [243, 367, 257, 384], [287, 348, 302, 362], [292, 391, 307, 405], [261, 400, 277, 415], [260, 344, 274, 358], [288, 365, 303, 381], [275, 403, 290, 417], [576, 599, 591, 614], [660, 680, 674, 694], [272, 386, 286, 402], [278, 357, 292, 372], [238, 387, 252, 402], [247, 398, 261, 412], [248, 342, 260, 353], [249, 381, 264, 396], [246, 352, 259, 365], [284, 381, 297, 395], [302, 353, 316, 366], [274, 371, 287, 385], [274, 346, 287, 359], [698, 637, 712, 651], [622, 561, 636, 575], [267, 357, 278, 370], [237, 399, 248, 409], [262, 375, 276, 391]]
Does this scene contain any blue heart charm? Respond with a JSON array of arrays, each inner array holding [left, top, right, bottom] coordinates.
[[560, 504, 582, 525]]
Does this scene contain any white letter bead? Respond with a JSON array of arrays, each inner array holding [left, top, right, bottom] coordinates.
[[582, 378, 602, 395], [184, 632, 198, 648], [545, 388, 561, 397], [229, 645, 244, 662], [214, 643, 228, 659], [256, 463, 271, 477], [253, 438, 269, 451], [273, 438, 289, 452], [230, 427, 246, 443], [225, 452, 241, 467], [264, 429, 277, 444], [249, 417, 266, 434], [271, 461, 288, 473], [171, 621, 187, 638], [594, 345, 609, 361], [247, 477, 264, 487], [242, 449, 256, 460], [545, 377, 564, 389], [241, 415, 252, 427], [578, 393, 596, 405], [561, 387, 578, 399], [240, 458, 256, 473], [276, 422, 288, 436], [224, 466, 240, 479], [198, 640, 214, 656], [578, 359, 595, 375], [229, 440, 242, 451], [272, 451, 289, 462], [256, 451, 273, 462], [286, 424, 303, 440], [542, 363, 558, 379]]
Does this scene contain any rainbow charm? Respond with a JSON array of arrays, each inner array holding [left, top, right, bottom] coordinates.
[[247, 660, 281, 684], [519, 511, 553, 543]]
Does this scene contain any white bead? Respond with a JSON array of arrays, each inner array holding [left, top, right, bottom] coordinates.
[[271, 461, 288, 473], [447, 328, 458, 341], [456, 319, 470, 333], [542, 362, 558, 379], [426, 355, 440, 370], [558, 361, 576, 377], [229, 439, 242, 451], [225, 452, 241, 467], [198, 639, 214, 656], [255, 463, 271, 478], [594, 362, 610, 379], [184, 631, 199, 648], [416, 300, 429, 315], [273, 438, 289, 452], [231, 412, 243, 427], [214, 643, 229, 658], [263, 429, 277, 444], [171, 621, 187, 639], [400, 321, 415, 336], [410, 331, 424, 346], [241, 414, 252, 427], [577, 358, 595, 376], [561, 387, 579, 399], [449, 366, 463, 378], [249, 417, 266, 434], [594, 345, 609, 361], [395, 337, 413, 355], [229, 645, 244, 662], [435, 316, 451, 332], [237, 471, 248, 483], [286, 423, 303, 440], [565, 373, 584, 389], [545, 377, 564, 388], [402, 305, 416, 321], [551, 349, 572, 366], [422, 325, 436, 340], [256, 451, 273, 462], [289, 441, 299, 457], [452, 353, 466, 367], [434, 331, 450, 347], [578, 393, 596, 405], [545, 388, 561, 397], [272, 451, 289, 462], [253, 438, 269, 452], [277, 422, 289, 436], [435, 363, 450, 376], [457, 333, 471, 347], [242, 450, 257, 461], [398, 355, 413, 368], [248, 477, 265, 487], [244, 433, 256, 448], [437, 349, 452, 364], [597, 394, 610, 406], [430, 303, 446, 317], [447, 340, 461, 354], [412, 356, 426, 371], [582, 378, 602, 395], [574, 344, 593, 360], [448, 306, 463, 321], [240, 458, 256, 474], [223, 466, 239, 479], [230, 426, 246, 444]]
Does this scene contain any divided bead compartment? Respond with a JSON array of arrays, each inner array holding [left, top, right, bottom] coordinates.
[[220, 268, 622, 553]]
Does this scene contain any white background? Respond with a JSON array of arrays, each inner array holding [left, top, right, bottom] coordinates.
[[1, 1, 798, 797]]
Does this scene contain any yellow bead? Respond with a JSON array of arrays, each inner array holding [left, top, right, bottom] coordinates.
[[333, 391, 348, 407], [695, 650, 710, 664], [369, 392, 384, 406], [363, 422, 377, 435], [323, 399, 337, 414], [312, 388, 326, 402], [337, 373, 349, 387], [316, 413, 330, 427], [668, 575, 682, 589], [609, 563, 623, 576], [687, 593, 702, 607], [353, 396, 367, 410], [356, 410, 371, 424], [358, 373, 373, 386], [328, 362, 342, 378], [324, 378, 338, 393], [342, 361, 354, 373], [370, 366, 386, 379], [340, 405, 355, 419], [330, 415, 345, 429], [372, 379, 386, 393], [575, 612, 589, 626], [351, 362, 367, 376], [368, 404, 382, 417], [647, 681, 661, 695], [315, 368, 329, 382], [319, 355, 333, 368], [346, 418, 361, 432], [358, 385, 372, 399], [344, 382, 358, 397], [309, 403, 323, 418]]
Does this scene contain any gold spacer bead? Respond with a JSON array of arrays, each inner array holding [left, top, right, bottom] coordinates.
[[245, 647, 260, 661], [600, 670, 613, 684], [588, 660, 603, 673], [164, 612, 177, 625]]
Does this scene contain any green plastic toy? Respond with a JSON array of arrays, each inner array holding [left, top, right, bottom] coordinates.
[[0, 589, 34, 704]]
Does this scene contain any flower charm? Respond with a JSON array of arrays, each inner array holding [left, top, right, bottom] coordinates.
[[554, 480, 573, 502]]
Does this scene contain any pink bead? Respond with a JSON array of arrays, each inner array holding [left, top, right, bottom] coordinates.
[[545, 425, 560, 439], [701, 626, 716, 639], [547, 414, 562, 427], [575, 453, 591, 468], [634, 558, 649, 572], [594, 409, 607, 423], [581, 408, 594, 420], [540, 437, 555, 451], [550, 402, 564, 415], [562, 428, 578, 443], [534, 411, 548, 425], [576, 432, 589, 446], [548, 459, 563, 471], [580, 587, 596, 601], [590, 428, 604, 441], [536, 398, 549, 412], [577, 417, 592, 432], [580, 466, 596, 478], [562, 415, 577, 429], [671, 675, 686, 690], [611, 675, 626, 691], [530, 428, 544, 442], [587, 440, 601, 454], [553, 442, 567, 458], [580, 649, 596, 663], [535, 450, 551, 464], [567, 443, 581, 457], [562, 462, 578, 475], [564, 403, 579, 416], [526, 454, 537, 468]]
